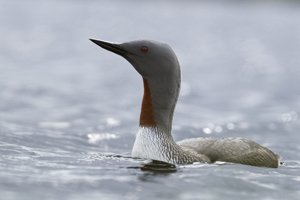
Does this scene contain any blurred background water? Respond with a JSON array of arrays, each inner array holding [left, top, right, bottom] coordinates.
[[0, 0, 300, 199]]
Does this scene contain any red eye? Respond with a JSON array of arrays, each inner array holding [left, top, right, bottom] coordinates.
[[140, 46, 149, 53]]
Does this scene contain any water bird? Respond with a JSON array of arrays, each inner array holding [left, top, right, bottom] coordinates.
[[90, 39, 280, 168]]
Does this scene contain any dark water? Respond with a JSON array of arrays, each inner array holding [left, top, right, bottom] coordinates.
[[1, 0, 300, 199]]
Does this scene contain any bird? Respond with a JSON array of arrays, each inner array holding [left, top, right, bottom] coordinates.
[[90, 38, 280, 168]]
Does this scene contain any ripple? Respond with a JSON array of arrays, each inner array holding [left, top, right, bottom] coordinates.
[[178, 162, 217, 169], [38, 121, 71, 129], [281, 111, 298, 123], [105, 117, 120, 127], [87, 133, 119, 144], [248, 180, 277, 190]]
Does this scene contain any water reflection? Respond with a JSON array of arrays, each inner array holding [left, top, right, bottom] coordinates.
[[137, 161, 176, 183], [140, 160, 177, 173]]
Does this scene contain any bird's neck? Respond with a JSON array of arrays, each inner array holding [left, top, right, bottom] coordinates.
[[139, 76, 180, 133], [139, 78, 156, 127]]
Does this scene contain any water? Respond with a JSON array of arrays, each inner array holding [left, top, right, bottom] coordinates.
[[1, 0, 300, 199]]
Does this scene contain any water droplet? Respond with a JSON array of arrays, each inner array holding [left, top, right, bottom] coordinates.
[[226, 123, 235, 130], [214, 126, 223, 133], [203, 127, 212, 134]]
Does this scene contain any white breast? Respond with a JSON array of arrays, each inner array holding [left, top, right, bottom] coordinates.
[[131, 127, 171, 162]]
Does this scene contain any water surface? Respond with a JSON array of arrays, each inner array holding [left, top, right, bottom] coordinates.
[[1, 0, 300, 199]]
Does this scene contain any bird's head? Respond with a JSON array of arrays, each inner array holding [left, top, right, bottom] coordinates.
[[90, 39, 180, 80]]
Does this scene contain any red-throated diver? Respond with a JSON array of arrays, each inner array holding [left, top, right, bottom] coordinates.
[[90, 39, 279, 168]]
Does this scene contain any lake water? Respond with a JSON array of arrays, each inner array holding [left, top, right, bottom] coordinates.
[[0, 0, 300, 199]]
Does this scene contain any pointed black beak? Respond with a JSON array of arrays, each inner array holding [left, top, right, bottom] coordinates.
[[90, 39, 127, 57]]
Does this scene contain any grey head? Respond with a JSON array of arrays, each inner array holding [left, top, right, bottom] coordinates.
[[90, 39, 180, 79], [90, 39, 181, 132]]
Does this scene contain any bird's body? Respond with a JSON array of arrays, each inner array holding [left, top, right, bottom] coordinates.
[[91, 39, 280, 168]]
